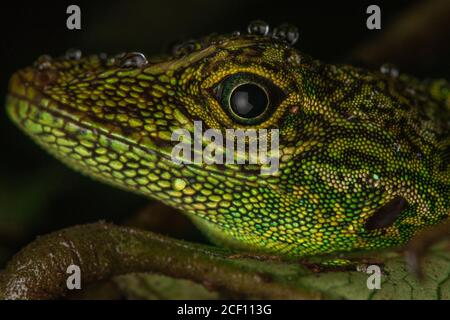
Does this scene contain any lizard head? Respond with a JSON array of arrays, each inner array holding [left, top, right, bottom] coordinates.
[[6, 22, 446, 256], [6, 29, 306, 186]]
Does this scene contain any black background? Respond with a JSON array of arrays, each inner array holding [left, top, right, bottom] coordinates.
[[0, 0, 448, 265]]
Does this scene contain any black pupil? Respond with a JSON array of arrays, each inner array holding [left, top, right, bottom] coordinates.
[[230, 83, 268, 118]]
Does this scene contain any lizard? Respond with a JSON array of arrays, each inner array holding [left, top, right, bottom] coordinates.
[[5, 21, 450, 265]]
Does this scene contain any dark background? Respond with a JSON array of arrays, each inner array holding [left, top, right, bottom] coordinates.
[[0, 0, 449, 266]]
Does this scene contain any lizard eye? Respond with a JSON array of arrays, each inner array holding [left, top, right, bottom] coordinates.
[[212, 73, 285, 125]]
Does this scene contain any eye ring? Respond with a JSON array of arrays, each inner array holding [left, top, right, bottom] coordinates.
[[212, 72, 285, 125], [228, 82, 270, 120]]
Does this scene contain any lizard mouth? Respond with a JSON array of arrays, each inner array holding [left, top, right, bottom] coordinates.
[[6, 70, 260, 196]]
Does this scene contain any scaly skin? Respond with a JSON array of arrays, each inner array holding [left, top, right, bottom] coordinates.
[[5, 32, 450, 257]]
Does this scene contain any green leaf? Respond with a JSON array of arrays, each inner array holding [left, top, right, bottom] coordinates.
[[1, 222, 448, 299], [107, 246, 450, 300]]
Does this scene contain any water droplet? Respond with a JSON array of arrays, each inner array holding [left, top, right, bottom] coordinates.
[[247, 20, 269, 36], [119, 52, 148, 68], [34, 55, 53, 70], [108, 52, 124, 65], [273, 23, 299, 45], [97, 53, 108, 65], [380, 63, 399, 78], [97, 52, 108, 61], [172, 40, 200, 56], [231, 31, 241, 36], [65, 48, 82, 60], [288, 52, 301, 65]]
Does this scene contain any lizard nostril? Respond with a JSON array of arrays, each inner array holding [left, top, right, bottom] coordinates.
[[365, 196, 409, 231], [35, 70, 58, 87], [31, 55, 58, 87]]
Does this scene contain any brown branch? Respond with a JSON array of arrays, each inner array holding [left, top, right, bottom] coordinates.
[[404, 220, 450, 279], [0, 222, 320, 300]]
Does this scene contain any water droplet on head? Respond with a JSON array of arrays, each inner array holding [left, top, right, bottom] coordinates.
[[107, 52, 124, 66], [119, 52, 148, 68], [65, 48, 82, 60], [288, 52, 301, 65], [34, 55, 53, 70], [97, 52, 108, 65], [247, 20, 269, 36], [172, 40, 199, 56], [380, 63, 399, 78], [273, 23, 299, 45]]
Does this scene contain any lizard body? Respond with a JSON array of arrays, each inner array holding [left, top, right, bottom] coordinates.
[[6, 24, 450, 257]]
